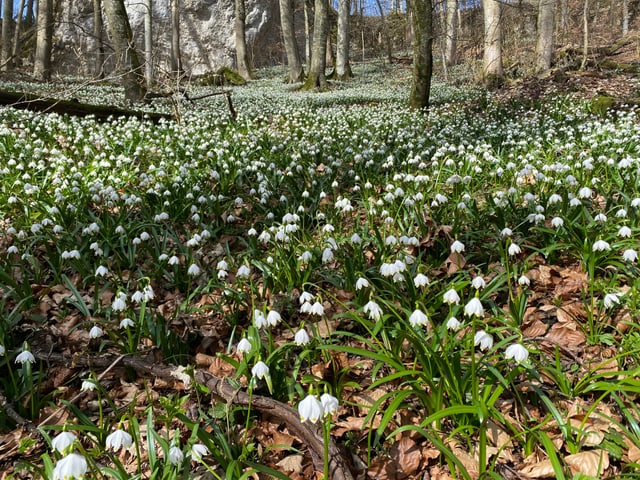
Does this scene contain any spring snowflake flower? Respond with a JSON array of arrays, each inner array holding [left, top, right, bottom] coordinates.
[[15, 349, 35, 364], [61, 250, 81, 260], [168, 445, 184, 465], [578, 187, 593, 199], [298, 251, 313, 264], [623, 249, 638, 262], [0, 344, 4, 356], [320, 393, 339, 417], [95, 265, 108, 277], [464, 297, 484, 318], [443, 289, 461, 305], [187, 263, 201, 276], [105, 429, 133, 451], [52, 431, 77, 454], [168, 255, 180, 265], [81, 379, 97, 391], [363, 300, 383, 321], [603, 293, 621, 309], [616, 208, 628, 218], [111, 292, 127, 312], [298, 394, 323, 423], [89, 325, 103, 339], [592, 240, 611, 252], [551, 217, 564, 228], [471, 276, 486, 290], [446, 317, 461, 330], [294, 329, 310, 346], [350, 233, 362, 244], [322, 248, 334, 263], [569, 198, 582, 207], [594, 213, 607, 223], [355, 277, 370, 290], [518, 275, 531, 286], [266, 310, 282, 326], [7, 245, 18, 255], [251, 361, 269, 379], [547, 193, 563, 205], [504, 343, 529, 363], [474, 330, 494, 350], [309, 301, 325, 316], [409, 309, 429, 327], [508, 243, 522, 256], [131, 291, 144, 303], [500, 227, 513, 238], [119, 318, 135, 329], [254, 309, 267, 329], [413, 273, 429, 288], [53, 453, 87, 480], [618, 226, 632, 238], [450, 240, 465, 253], [191, 443, 209, 461], [237, 338, 252, 354], [299, 292, 314, 305]]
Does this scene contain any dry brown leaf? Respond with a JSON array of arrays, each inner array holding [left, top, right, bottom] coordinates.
[[626, 441, 640, 463], [391, 437, 423, 478], [565, 450, 609, 476], [487, 420, 511, 448], [545, 320, 586, 347], [270, 430, 296, 451], [446, 438, 479, 478], [277, 454, 304, 473], [445, 251, 466, 274], [519, 459, 557, 478]]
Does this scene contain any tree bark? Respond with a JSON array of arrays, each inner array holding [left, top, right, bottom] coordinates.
[[102, 0, 147, 102], [33, 0, 53, 81], [93, 0, 106, 79], [536, 0, 555, 72], [580, 0, 589, 70], [622, 0, 629, 35], [303, 0, 329, 89], [171, 0, 182, 74], [482, 0, 503, 88], [408, 0, 433, 109], [374, 0, 393, 64], [11, 0, 25, 68], [2, 0, 14, 71], [143, 0, 152, 86], [235, 0, 251, 79], [304, 0, 312, 64], [280, 0, 304, 82], [335, 0, 352, 79], [445, 0, 458, 66]]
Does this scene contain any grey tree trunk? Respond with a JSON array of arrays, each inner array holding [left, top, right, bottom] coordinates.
[[408, 0, 433, 109], [11, 0, 25, 67], [374, 0, 393, 64], [304, 0, 312, 65], [445, 0, 458, 66], [143, 0, 152, 86], [171, 0, 182, 74], [102, 0, 147, 102], [482, 0, 503, 88], [33, 0, 53, 80], [622, 0, 629, 35], [580, 0, 589, 70], [93, 0, 106, 79], [536, 0, 555, 72], [280, 0, 304, 82], [2, 0, 13, 70], [303, 0, 329, 89], [235, 0, 251, 79], [335, 0, 352, 79]]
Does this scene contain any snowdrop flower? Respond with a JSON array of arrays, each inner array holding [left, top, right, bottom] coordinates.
[[105, 429, 133, 451], [322, 248, 334, 263], [450, 240, 465, 253], [594, 213, 607, 223], [618, 226, 632, 238], [474, 330, 494, 350], [254, 309, 268, 329], [363, 300, 383, 321], [119, 318, 135, 329], [131, 291, 144, 303], [298, 394, 323, 423], [266, 310, 282, 327], [355, 277, 370, 290], [191, 443, 209, 461], [547, 193, 563, 205], [111, 292, 127, 312], [413, 273, 429, 288], [61, 250, 81, 260], [504, 343, 529, 363], [592, 240, 611, 252], [251, 361, 269, 379], [616, 208, 628, 218], [187, 263, 201, 276], [168, 255, 180, 265], [237, 338, 252, 354], [508, 243, 521, 256], [500, 227, 513, 238], [294, 329, 310, 346], [89, 325, 103, 339], [81, 379, 97, 391], [298, 250, 313, 264], [7, 245, 18, 255], [623, 249, 638, 262], [310, 301, 325, 316], [95, 265, 108, 277], [409, 309, 429, 327], [569, 198, 582, 207], [15, 349, 35, 364], [299, 291, 314, 304], [518, 275, 530, 286], [168, 445, 184, 465], [443, 289, 460, 305], [320, 393, 339, 417], [471, 276, 486, 290], [53, 453, 87, 480], [446, 317, 461, 330], [52, 431, 77, 454], [578, 186, 593, 199], [464, 297, 484, 317], [603, 292, 621, 309], [551, 217, 564, 228]]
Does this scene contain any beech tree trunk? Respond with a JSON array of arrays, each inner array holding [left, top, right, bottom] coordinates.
[[33, 0, 53, 80], [482, 0, 503, 88], [303, 0, 329, 89], [11, 0, 25, 67], [445, 0, 458, 66], [375, 0, 393, 64], [93, 0, 106, 79], [622, 0, 629, 35], [143, 0, 152, 86], [2, 0, 14, 70], [335, 0, 352, 80], [304, 0, 312, 65], [235, 0, 251, 79], [536, 0, 555, 72], [171, 0, 182, 74], [408, 0, 433, 109], [102, 0, 147, 102], [280, 0, 304, 82]]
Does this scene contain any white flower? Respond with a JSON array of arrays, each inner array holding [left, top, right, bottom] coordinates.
[[105, 429, 133, 451], [446, 317, 461, 330], [89, 325, 103, 339], [111, 292, 127, 312], [119, 318, 135, 329], [551, 216, 564, 228], [618, 226, 632, 238], [474, 330, 494, 350], [320, 393, 339, 417], [15, 349, 35, 364], [95, 265, 108, 277], [168, 445, 184, 465], [168, 255, 180, 265], [52, 431, 77, 454], [508, 243, 521, 256], [603, 292, 621, 309], [623, 249, 638, 262], [518, 275, 530, 286], [81, 379, 97, 391], [237, 338, 252, 354], [298, 394, 323, 423], [191, 443, 209, 461], [464, 297, 484, 317], [504, 343, 529, 363], [409, 309, 429, 327], [251, 361, 269, 379], [298, 250, 313, 264], [322, 248, 334, 263], [471, 276, 486, 290], [310, 301, 325, 316], [299, 292, 314, 304], [131, 291, 144, 303], [0, 344, 4, 356], [187, 263, 201, 276], [355, 277, 370, 290], [254, 310, 268, 329], [266, 310, 282, 326], [592, 240, 611, 252], [294, 329, 310, 346], [53, 453, 87, 480], [350, 233, 362, 244], [363, 300, 383, 321], [594, 213, 607, 223], [450, 240, 465, 253], [236, 265, 251, 278], [443, 289, 460, 305], [413, 273, 429, 288], [500, 228, 513, 238], [578, 186, 593, 199]]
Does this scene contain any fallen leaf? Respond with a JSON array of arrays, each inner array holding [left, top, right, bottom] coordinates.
[[277, 454, 304, 473], [518, 459, 556, 478], [565, 450, 609, 476], [391, 437, 423, 478]]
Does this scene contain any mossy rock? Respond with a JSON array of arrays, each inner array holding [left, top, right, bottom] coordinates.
[[590, 95, 615, 116], [194, 67, 247, 87]]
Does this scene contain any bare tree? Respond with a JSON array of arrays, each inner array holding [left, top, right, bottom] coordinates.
[[171, 0, 182, 74], [143, 0, 152, 86], [93, 0, 106, 79], [102, 0, 147, 102], [374, 0, 393, 64], [11, 0, 25, 67], [408, 0, 433, 109], [280, 0, 304, 82], [445, 0, 458, 66], [482, 0, 503, 88], [622, 0, 629, 35], [536, 0, 555, 72], [335, 0, 352, 79], [235, 0, 251, 79], [33, 0, 53, 80], [580, 0, 589, 70], [303, 0, 330, 89], [2, 0, 13, 71]]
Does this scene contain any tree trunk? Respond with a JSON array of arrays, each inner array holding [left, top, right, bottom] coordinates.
[[11, 0, 25, 68], [171, 0, 182, 74], [33, 0, 53, 80], [303, 0, 329, 89], [580, 0, 589, 70], [536, 0, 555, 72], [143, 0, 152, 86], [622, 0, 629, 35], [280, 0, 304, 82], [374, 0, 393, 64], [408, 0, 433, 109], [335, 0, 352, 79], [2, 0, 14, 71], [304, 0, 312, 65], [235, 0, 251, 79], [93, 0, 106, 79], [482, 0, 503, 88], [102, 0, 147, 102], [445, 0, 458, 66]]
